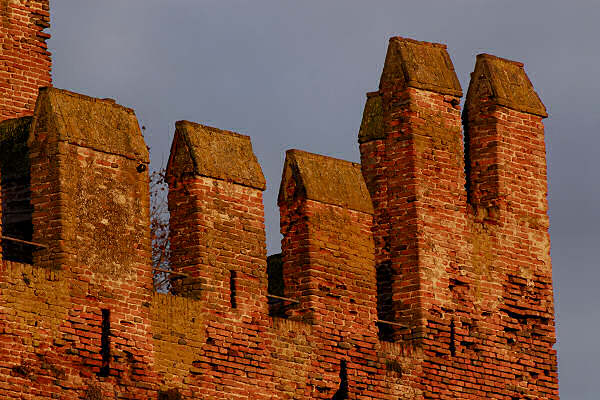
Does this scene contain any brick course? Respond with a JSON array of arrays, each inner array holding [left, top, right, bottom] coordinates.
[[0, 2, 558, 398], [0, 0, 51, 121]]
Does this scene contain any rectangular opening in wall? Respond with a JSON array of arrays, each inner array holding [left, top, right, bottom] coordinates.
[[98, 309, 110, 377], [229, 270, 237, 309], [267, 253, 288, 317], [0, 117, 34, 264]]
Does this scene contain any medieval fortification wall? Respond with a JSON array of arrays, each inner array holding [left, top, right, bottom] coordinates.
[[0, 1, 559, 399]]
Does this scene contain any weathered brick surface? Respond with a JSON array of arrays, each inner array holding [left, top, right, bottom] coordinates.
[[459, 53, 557, 398], [0, 0, 51, 121], [358, 37, 558, 399], [166, 120, 267, 300], [1, 87, 157, 399], [279, 151, 377, 396], [0, 2, 559, 397], [162, 120, 275, 399], [359, 39, 467, 345]]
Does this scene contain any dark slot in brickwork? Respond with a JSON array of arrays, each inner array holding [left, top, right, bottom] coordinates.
[[158, 388, 182, 400], [229, 270, 237, 309], [450, 319, 456, 356], [331, 360, 348, 400], [98, 309, 111, 377]]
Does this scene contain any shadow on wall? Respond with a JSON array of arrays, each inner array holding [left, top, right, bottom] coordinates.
[[0, 117, 35, 264]]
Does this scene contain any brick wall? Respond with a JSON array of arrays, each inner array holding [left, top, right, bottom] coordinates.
[[460, 54, 558, 397], [0, 88, 157, 399], [0, 0, 51, 121], [278, 150, 382, 397], [166, 120, 267, 304], [161, 120, 275, 398], [0, 3, 559, 396], [358, 37, 558, 399]]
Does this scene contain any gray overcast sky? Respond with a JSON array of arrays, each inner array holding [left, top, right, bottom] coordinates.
[[49, 1, 598, 398]]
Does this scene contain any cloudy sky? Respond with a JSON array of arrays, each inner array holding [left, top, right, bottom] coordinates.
[[49, 1, 598, 398]]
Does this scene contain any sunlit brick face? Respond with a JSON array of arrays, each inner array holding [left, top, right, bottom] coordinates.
[[0, 5, 559, 396], [0, 0, 51, 121]]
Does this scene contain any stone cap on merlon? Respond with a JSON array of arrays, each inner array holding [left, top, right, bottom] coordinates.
[[359, 37, 463, 144], [358, 92, 384, 144], [167, 120, 266, 191], [278, 149, 373, 214], [29, 87, 149, 162], [379, 36, 463, 97], [465, 53, 547, 117]]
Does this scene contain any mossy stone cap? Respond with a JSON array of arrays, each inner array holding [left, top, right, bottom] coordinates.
[[380, 37, 462, 96], [466, 54, 547, 117], [278, 149, 373, 214], [167, 120, 266, 190], [29, 87, 149, 162], [358, 92, 384, 144]]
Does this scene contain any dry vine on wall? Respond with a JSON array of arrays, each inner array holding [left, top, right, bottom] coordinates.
[[149, 142, 171, 292]]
